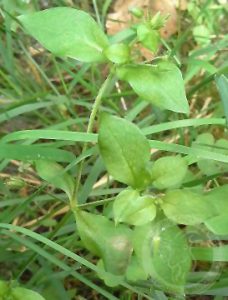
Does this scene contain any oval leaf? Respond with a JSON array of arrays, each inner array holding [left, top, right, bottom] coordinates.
[[205, 185, 228, 215], [35, 160, 74, 199], [98, 114, 151, 189], [74, 209, 133, 275], [162, 189, 214, 225], [133, 219, 191, 293], [205, 215, 228, 235], [12, 287, 45, 300], [18, 7, 109, 62], [117, 61, 189, 114], [113, 188, 156, 226], [151, 155, 187, 190]]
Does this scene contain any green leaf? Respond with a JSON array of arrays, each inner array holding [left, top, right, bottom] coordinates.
[[151, 155, 187, 190], [162, 189, 214, 225], [0, 144, 75, 162], [205, 215, 228, 235], [126, 256, 148, 282], [193, 133, 228, 175], [133, 219, 191, 293], [0, 281, 9, 297], [104, 43, 130, 64], [97, 260, 123, 287], [205, 185, 228, 215], [117, 61, 189, 114], [137, 24, 159, 52], [74, 209, 133, 275], [98, 114, 151, 189], [18, 7, 109, 63], [113, 188, 156, 226], [12, 287, 45, 300], [35, 160, 74, 199], [215, 74, 228, 126]]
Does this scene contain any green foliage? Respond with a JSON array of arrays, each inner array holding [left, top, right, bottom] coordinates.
[[161, 189, 214, 225], [205, 215, 228, 235], [0, 2, 227, 299], [98, 113, 151, 189], [18, 7, 109, 62], [104, 43, 130, 64], [74, 209, 133, 275], [0, 281, 45, 300], [133, 219, 191, 293], [137, 23, 160, 52], [113, 188, 156, 226], [35, 160, 74, 199], [193, 133, 228, 175], [151, 155, 188, 189], [117, 61, 189, 113]]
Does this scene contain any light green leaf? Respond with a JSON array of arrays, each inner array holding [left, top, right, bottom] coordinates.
[[18, 7, 109, 62], [215, 74, 228, 126], [0, 144, 74, 162], [162, 189, 214, 225], [35, 160, 74, 199], [117, 61, 189, 114], [0, 281, 9, 297], [126, 256, 148, 282], [205, 215, 228, 235], [133, 219, 191, 293], [12, 287, 45, 300], [151, 155, 187, 190], [193, 24, 210, 46], [98, 114, 151, 189], [97, 260, 123, 287], [205, 185, 228, 215], [74, 209, 133, 275], [113, 188, 156, 226], [193, 133, 228, 175], [137, 24, 159, 52], [104, 43, 130, 64]]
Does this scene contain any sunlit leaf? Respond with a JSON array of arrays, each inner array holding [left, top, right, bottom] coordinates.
[[18, 7, 109, 62], [98, 114, 151, 189], [113, 188, 156, 226], [117, 61, 189, 114]]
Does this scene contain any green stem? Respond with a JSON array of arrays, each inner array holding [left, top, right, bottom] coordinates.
[[71, 71, 115, 207]]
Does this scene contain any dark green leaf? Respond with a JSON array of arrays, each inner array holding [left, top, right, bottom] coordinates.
[[133, 219, 191, 293], [35, 160, 74, 199], [113, 188, 156, 226], [117, 61, 189, 114], [98, 114, 151, 189], [162, 189, 214, 225], [151, 155, 187, 190], [18, 7, 109, 62], [74, 209, 133, 275]]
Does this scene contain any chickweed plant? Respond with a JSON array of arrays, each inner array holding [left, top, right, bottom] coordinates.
[[0, 2, 227, 299]]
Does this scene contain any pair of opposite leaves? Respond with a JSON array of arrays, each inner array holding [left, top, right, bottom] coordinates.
[[0, 281, 45, 300], [18, 7, 189, 114]]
